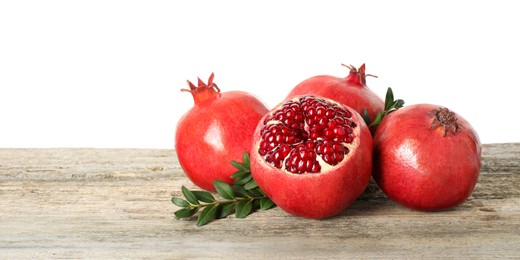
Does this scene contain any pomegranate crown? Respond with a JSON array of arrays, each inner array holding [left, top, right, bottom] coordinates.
[[341, 63, 377, 86], [181, 73, 221, 103], [428, 107, 461, 136], [182, 72, 221, 93]]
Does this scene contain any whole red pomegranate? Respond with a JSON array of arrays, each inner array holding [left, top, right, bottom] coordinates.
[[250, 95, 373, 219], [286, 64, 384, 125], [176, 73, 269, 191], [372, 104, 481, 211]]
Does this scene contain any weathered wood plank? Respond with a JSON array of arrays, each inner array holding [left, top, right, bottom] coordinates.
[[0, 144, 519, 259]]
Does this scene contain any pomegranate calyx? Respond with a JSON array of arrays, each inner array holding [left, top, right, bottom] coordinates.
[[181, 73, 222, 104], [428, 107, 461, 136], [341, 63, 377, 86]]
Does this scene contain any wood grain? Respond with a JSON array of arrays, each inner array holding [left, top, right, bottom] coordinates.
[[1, 144, 519, 259]]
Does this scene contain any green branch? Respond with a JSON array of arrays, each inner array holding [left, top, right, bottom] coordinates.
[[171, 152, 276, 227], [363, 87, 405, 128]]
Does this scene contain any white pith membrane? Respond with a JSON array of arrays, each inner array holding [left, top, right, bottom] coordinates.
[[257, 96, 360, 174]]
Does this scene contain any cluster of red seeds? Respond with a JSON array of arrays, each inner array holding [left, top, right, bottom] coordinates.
[[258, 96, 357, 174]]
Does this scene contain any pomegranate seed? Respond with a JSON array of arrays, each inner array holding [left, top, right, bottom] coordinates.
[[286, 110, 295, 118]]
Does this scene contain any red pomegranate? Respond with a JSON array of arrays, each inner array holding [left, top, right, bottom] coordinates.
[[372, 104, 481, 211], [286, 64, 384, 125], [250, 95, 373, 219], [176, 73, 269, 191]]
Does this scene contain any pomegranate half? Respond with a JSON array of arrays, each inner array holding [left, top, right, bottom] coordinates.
[[373, 104, 481, 211], [176, 73, 269, 191], [250, 95, 373, 219]]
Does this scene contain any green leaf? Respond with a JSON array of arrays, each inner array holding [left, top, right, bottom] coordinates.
[[385, 87, 394, 111], [247, 187, 265, 197], [230, 160, 248, 172], [171, 197, 190, 208], [174, 208, 198, 219], [181, 186, 200, 205], [394, 99, 405, 110], [218, 203, 235, 219], [233, 173, 253, 186], [242, 152, 251, 170], [260, 197, 276, 210], [253, 198, 261, 208], [196, 205, 218, 227], [369, 111, 383, 127], [235, 200, 254, 218], [244, 179, 258, 190], [232, 185, 251, 198], [213, 180, 235, 200], [230, 170, 247, 179], [192, 191, 216, 203], [362, 109, 371, 126]]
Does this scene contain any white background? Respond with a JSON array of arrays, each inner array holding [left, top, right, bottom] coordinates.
[[1, 1, 518, 148]]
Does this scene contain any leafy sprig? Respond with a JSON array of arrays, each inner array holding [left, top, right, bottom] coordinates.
[[172, 152, 276, 227], [363, 87, 405, 127]]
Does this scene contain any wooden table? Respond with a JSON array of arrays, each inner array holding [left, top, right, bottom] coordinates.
[[1, 144, 519, 259]]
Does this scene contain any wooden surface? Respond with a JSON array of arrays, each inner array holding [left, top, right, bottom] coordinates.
[[1, 143, 519, 259]]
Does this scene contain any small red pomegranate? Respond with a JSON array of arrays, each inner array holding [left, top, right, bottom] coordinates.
[[250, 95, 373, 219], [372, 104, 481, 211], [176, 73, 269, 191], [286, 64, 384, 125]]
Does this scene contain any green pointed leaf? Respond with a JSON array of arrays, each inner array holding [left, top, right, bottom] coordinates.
[[242, 152, 251, 170], [232, 185, 251, 198], [181, 186, 200, 205], [171, 197, 189, 208], [385, 87, 394, 111], [253, 198, 261, 208], [362, 109, 371, 126], [218, 203, 235, 219], [394, 99, 405, 109], [244, 179, 258, 190], [191, 191, 216, 203], [235, 200, 254, 218], [231, 170, 247, 179], [233, 173, 253, 186], [369, 111, 383, 127], [260, 197, 276, 210], [230, 160, 248, 172], [196, 205, 218, 227], [174, 208, 198, 219], [247, 187, 265, 197], [214, 180, 235, 200]]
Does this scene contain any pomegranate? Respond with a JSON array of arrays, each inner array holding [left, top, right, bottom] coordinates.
[[372, 104, 481, 211], [250, 95, 373, 219], [175, 73, 269, 191], [286, 64, 384, 126]]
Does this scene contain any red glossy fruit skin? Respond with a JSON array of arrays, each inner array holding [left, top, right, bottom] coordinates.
[[250, 97, 373, 219], [286, 64, 384, 124], [372, 104, 481, 211], [176, 89, 268, 191]]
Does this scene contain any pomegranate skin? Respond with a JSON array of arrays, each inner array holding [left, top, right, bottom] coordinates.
[[250, 96, 373, 219], [286, 64, 384, 124], [372, 104, 481, 211], [176, 75, 268, 191]]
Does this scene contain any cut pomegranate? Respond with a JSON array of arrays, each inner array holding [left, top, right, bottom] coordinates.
[[250, 95, 373, 219], [258, 96, 357, 173]]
